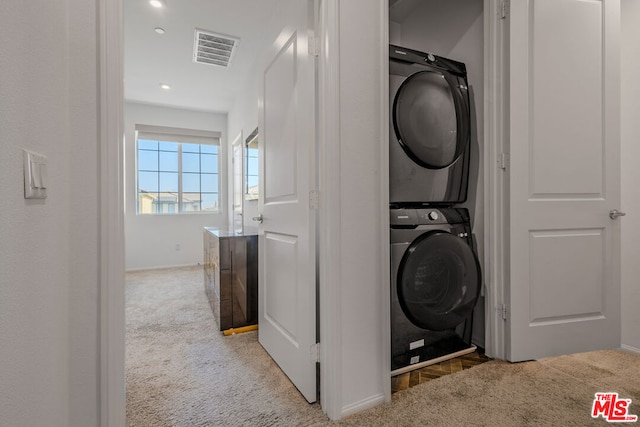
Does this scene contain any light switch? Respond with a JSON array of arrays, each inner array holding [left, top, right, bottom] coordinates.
[[23, 149, 47, 199]]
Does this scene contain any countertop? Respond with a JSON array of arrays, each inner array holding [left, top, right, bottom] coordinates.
[[204, 227, 259, 237]]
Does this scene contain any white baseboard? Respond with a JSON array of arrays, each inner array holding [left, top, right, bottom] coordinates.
[[341, 393, 386, 419], [621, 344, 640, 355]]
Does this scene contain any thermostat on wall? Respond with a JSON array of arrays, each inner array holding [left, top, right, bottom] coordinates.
[[23, 149, 48, 199]]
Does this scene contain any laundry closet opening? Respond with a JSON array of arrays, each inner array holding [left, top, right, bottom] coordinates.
[[387, 0, 486, 377]]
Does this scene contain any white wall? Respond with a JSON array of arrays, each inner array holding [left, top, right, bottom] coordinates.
[[227, 65, 260, 230], [124, 102, 228, 270], [390, 0, 486, 348], [0, 0, 100, 425], [334, 0, 388, 416], [621, 0, 640, 353]]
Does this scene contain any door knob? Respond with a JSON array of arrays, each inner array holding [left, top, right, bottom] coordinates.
[[252, 214, 263, 223], [609, 209, 626, 220]]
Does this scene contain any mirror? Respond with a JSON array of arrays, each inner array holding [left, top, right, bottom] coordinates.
[[245, 127, 259, 201]]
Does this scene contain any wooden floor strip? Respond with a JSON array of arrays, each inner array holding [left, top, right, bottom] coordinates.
[[391, 351, 491, 393]]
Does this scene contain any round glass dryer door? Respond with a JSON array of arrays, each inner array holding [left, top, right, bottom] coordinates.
[[393, 70, 470, 169], [397, 231, 480, 331]]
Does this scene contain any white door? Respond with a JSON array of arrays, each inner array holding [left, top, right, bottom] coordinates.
[[256, 0, 317, 402], [507, 0, 621, 361], [232, 132, 244, 234]]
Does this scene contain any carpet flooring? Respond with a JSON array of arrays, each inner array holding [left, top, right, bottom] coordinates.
[[126, 266, 640, 426]]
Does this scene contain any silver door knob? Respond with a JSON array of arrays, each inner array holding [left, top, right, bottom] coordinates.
[[609, 209, 626, 220], [252, 214, 263, 223]]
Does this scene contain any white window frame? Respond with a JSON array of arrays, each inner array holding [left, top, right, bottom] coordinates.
[[135, 124, 222, 215]]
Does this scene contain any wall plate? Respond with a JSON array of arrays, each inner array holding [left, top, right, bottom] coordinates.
[[23, 149, 48, 199]]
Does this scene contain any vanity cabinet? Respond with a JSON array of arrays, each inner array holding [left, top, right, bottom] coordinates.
[[203, 228, 258, 331]]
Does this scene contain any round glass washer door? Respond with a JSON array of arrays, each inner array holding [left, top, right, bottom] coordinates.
[[393, 70, 470, 169], [397, 231, 480, 331]]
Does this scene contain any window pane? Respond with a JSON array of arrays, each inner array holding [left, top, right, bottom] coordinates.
[[159, 172, 178, 192], [182, 143, 200, 153], [182, 172, 200, 192], [246, 175, 259, 189], [201, 144, 217, 154], [247, 157, 258, 175], [156, 193, 178, 214], [159, 141, 178, 152], [138, 139, 158, 150], [201, 154, 217, 173], [182, 193, 201, 212], [138, 171, 158, 192], [182, 152, 200, 173], [201, 173, 218, 193], [138, 192, 158, 214], [159, 151, 178, 172], [201, 193, 219, 211], [138, 150, 158, 171]]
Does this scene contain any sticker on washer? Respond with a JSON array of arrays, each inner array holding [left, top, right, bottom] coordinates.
[[409, 339, 425, 350], [410, 356, 420, 365]]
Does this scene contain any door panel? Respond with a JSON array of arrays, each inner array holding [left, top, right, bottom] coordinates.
[[264, 36, 297, 201], [257, 0, 317, 403], [508, 0, 621, 361]]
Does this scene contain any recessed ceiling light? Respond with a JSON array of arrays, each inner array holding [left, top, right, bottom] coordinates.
[[160, 83, 171, 90], [154, 27, 166, 35], [149, 0, 165, 8]]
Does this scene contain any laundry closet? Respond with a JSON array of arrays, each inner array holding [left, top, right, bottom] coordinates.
[[387, 0, 486, 373]]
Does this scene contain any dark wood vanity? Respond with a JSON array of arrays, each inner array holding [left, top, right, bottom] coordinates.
[[203, 227, 258, 331]]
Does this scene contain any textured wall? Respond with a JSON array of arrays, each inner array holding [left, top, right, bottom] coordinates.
[[0, 0, 100, 425]]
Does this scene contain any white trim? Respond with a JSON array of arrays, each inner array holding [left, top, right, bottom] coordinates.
[[318, 0, 342, 420], [341, 393, 386, 419], [379, 0, 391, 405], [99, 0, 126, 425], [621, 344, 640, 355], [483, 0, 507, 360]]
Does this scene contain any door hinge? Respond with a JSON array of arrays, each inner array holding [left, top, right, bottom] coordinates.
[[309, 190, 320, 209], [501, 303, 508, 321], [311, 343, 320, 363], [308, 35, 320, 57], [498, 152, 509, 170], [500, 0, 509, 19]]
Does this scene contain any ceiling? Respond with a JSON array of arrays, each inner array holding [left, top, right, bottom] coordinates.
[[124, 0, 281, 113]]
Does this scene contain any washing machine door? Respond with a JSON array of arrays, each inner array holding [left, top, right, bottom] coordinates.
[[393, 70, 470, 169], [397, 230, 480, 331]]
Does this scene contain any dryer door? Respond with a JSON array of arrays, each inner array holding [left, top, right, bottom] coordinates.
[[393, 70, 470, 169], [397, 231, 480, 331]]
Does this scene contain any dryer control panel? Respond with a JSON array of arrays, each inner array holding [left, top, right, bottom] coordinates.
[[390, 208, 470, 226]]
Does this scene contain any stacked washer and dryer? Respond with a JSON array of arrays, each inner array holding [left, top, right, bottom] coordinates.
[[389, 45, 482, 375]]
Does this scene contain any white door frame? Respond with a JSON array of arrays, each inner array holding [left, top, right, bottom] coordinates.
[[99, 0, 126, 426], [482, 0, 508, 360]]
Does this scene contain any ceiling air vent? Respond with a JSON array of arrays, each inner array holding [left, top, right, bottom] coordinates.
[[193, 29, 239, 68]]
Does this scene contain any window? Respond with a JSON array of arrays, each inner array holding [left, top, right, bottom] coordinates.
[[136, 124, 221, 214], [245, 127, 259, 201]]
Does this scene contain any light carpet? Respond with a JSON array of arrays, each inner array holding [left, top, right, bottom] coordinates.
[[126, 266, 640, 426]]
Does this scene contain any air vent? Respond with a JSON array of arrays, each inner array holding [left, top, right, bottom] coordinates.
[[193, 29, 239, 68]]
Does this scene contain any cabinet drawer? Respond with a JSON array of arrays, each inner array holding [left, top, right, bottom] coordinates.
[[219, 238, 231, 270]]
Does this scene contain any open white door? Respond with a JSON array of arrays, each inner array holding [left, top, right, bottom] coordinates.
[[507, 0, 622, 361], [255, 0, 317, 402]]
